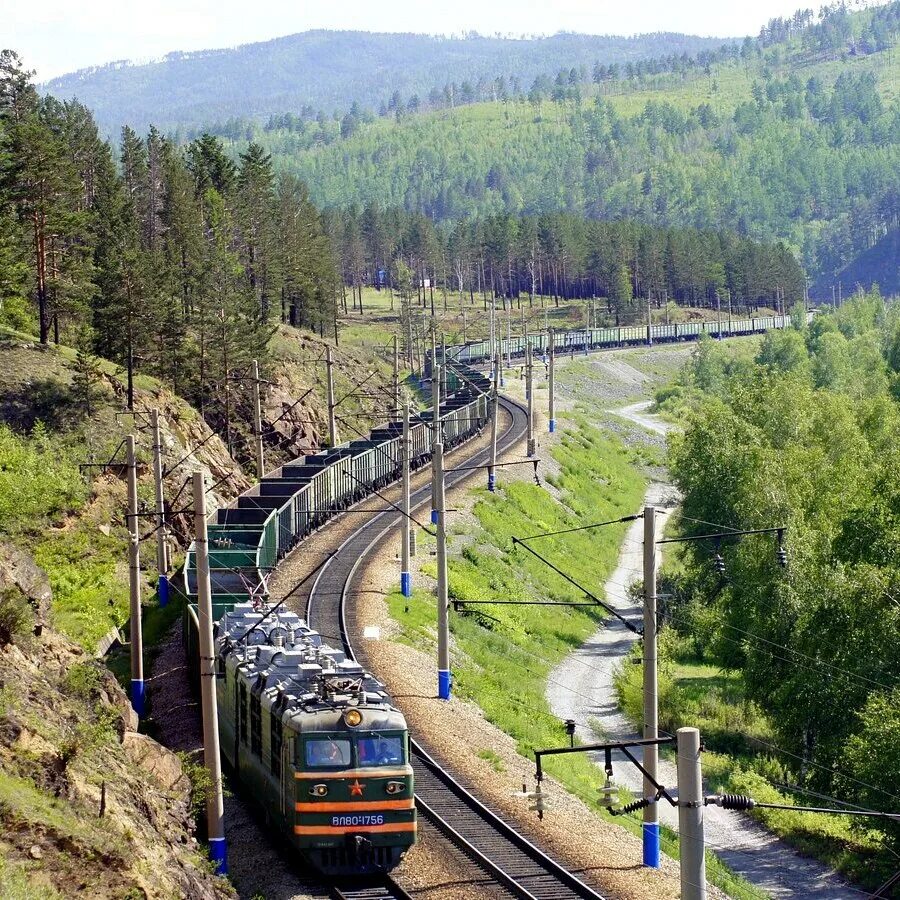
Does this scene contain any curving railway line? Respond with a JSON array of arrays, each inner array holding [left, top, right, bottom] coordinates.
[[298, 395, 607, 900]]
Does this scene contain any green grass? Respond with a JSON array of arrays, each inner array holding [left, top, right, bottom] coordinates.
[[0, 856, 63, 900]]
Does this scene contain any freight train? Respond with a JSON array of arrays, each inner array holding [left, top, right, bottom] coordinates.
[[183, 356, 491, 874], [182, 315, 789, 874]]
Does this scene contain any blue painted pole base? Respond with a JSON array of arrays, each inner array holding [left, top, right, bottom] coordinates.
[[500, 374, 505, 387], [488, 473, 496, 492], [438, 669, 452, 700], [431, 509, 438, 525], [158, 574, 169, 607], [642, 822, 660, 868], [549, 419, 556, 433], [401, 572, 412, 598], [208, 836, 228, 875], [131, 679, 145, 718]]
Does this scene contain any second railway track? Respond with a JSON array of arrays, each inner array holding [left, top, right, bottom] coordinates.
[[298, 395, 607, 900]]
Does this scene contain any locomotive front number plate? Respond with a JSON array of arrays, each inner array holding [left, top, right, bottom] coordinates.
[[331, 814, 386, 827]]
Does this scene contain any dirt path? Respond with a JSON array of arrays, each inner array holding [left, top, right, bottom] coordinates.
[[547, 393, 860, 899]]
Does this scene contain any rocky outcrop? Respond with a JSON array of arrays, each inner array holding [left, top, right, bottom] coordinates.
[[0, 549, 233, 900], [0, 541, 51, 633]]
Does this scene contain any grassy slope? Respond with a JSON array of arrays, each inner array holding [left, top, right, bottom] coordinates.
[[386, 343, 775, 898]]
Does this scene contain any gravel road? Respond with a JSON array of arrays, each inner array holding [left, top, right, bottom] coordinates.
[[547, 396, 861, 900]]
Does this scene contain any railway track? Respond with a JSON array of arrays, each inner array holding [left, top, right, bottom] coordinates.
[[300, 395, 607, 900], [331, 878, 415, 900]]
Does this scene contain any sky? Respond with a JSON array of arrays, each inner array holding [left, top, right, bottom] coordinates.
[[4, 0, 834, 81]]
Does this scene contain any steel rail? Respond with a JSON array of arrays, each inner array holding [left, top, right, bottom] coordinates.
[[300, 394, 607, 900]]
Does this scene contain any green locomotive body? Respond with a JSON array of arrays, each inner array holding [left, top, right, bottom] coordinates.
[[215, 603, 416, 874]]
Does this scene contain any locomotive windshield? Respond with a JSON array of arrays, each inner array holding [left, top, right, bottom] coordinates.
[[358, 735, 404, 766], [305, 739, 352, 767]]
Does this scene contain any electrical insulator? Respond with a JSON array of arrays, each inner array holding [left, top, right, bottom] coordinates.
[[712, 793, 756, 811], [714, 553, 726, 575], [777, 546, 788, 568], [527, 782, 546, 818], [597, 777, 618, 809]]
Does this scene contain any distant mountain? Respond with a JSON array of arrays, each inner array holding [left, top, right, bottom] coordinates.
[[43, 29, 732, 134]]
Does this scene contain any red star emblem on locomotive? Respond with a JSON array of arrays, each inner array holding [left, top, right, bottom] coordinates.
[[349, 779, 364, 796]]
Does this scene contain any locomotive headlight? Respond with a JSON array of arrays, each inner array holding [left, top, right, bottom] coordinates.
[[385, 781, 404, 794], [343, 709, 362, 727], [310, 783, 329, 797]]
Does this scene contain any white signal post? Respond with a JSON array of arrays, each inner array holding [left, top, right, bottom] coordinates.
[[126, 434, 144, 716], [192, 472, 227, 874]]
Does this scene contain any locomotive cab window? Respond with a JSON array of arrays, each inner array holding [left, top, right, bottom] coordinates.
[[358, 735, 404, 766], [305, 738, 351, 767]]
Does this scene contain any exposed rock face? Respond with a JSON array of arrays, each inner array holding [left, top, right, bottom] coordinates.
[[0, 541, 52, 630], [0, 548, 233, 900]]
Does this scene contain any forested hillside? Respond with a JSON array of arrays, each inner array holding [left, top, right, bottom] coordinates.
[[225, 3, 900, 288], [650, 294, 900, 887], [43, 30, 728, 135]]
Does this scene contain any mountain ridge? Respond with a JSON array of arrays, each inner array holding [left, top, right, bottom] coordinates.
[[43, 28, 732, 134]]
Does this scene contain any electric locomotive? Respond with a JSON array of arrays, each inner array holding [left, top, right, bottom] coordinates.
[[215, 603, 416, 874]]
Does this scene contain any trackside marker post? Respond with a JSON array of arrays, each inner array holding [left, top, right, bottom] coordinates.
[[193, 472, 227, 874]]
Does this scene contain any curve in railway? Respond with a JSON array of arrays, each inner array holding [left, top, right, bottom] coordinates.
[[301, 394, 607, 900]]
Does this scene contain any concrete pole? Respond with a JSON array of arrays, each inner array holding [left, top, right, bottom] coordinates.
[[251, 360, 265, 478], [392, 335, 400, 421], [126, 435, 144, 716], [548, 328, 556, 433], [506, 306, 512, 369], [401, 399, 412, 597], [489, 296, 496, 359], [325, 345, 338, 447], [434, 441, 451, 700], [488, 353, 500, 491], [149, 409, 170, 607], [431, 358, 441, 525], [441, 332, 447, 397], [526, 343, 536, 457], [647, 297, 653, 347], [642, 505, 660, 867], [193, 472, 227, 874], [677, 727, 706, 900]]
